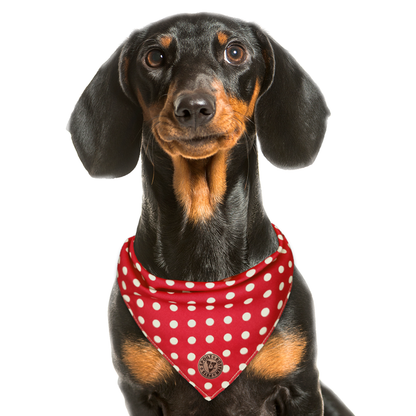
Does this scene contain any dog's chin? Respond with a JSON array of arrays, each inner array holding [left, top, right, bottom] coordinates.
[[156, 134, 230, 160]]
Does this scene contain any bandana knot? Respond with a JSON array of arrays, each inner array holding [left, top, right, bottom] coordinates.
[[117, 224, 293, 400]]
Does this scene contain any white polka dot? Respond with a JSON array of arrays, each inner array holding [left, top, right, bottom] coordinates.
[[138, 316, 145, 324], [246, 269, 256, 277], [246, 283, 255, 292], [223, 349, 231, 357], [239, 363, 247, 371], [170, 337, 178, 345], [188, 319, 196, 328], [279, 266, 284, 273], [263, 290, 272, 298], [242, 331, 250, 339], [166, 280, 175, 286], [288, 261, 293, 268], [225, 280, 235, 286], [173, 365, 179, 372], [205, 282, 215, 289], [188, 353, 196, 361], [224, 316, 232, 324], [287, 292, 291, 299], [279, 282, 284, 291], [190, 381, 195, 387], [274, 318, 280, 327], [149, 287, 157, 294], [278, 234, 284, 240], [171, 353, 178, 359], [225, 304, 233, 308], [185, 282, 195, 288], [226, 292, 235, 300], [224, 333, 232, 342], [259, 327, 267, 335], [184, 368, 194, 376], [133, 279, 141, 287], [207, 297, 216, 304], [154, 336, 161, 343], [170, 320, 178, 329], [152, 319, 160, 328], [136, 298, 144, 308], [206, 335, 214, 343], [206, 318, 214, 326], [121, 281, 126, 290], [223, 365, 230, 373], [206, 305, 215, 310], [153, 302, 161, 310], [148, 274, 156, 281], [188, 305, 196, 311], [277, 300, 283, 310], [222, 381, 229, 388], [265, 256, 273, 264], [264, 273, 272, 281], [289, 276, 293, 284], [240, 347, 248, 355], [242, 312, 251, 321], [261, 308, 270, 317], [257, 344, 264, 351], [188, 336, 196, 344], [204, 383, 212, 390], [205, 397, 211, 402], [123, 295, 130, 302], [170, 304, 178, 312], [244, 298, 253, 305], [122, 266, 128, 275]]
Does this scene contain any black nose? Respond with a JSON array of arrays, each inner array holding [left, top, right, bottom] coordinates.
[[174, 93, 216, 128]]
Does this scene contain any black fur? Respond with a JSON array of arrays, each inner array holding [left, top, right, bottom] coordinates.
[[69, 13, 353, 416]]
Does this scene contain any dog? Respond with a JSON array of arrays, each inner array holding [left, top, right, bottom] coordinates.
[[69, 13, 354, 416]]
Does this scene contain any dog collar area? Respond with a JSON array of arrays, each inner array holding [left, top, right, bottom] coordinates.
[[117, 224, 293, 400]]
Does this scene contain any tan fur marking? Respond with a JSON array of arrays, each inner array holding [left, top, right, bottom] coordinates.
[[228, 79, 261, 120], [247, 331, 307, 379], [159, 35, 173, 48], [172, 150, 228, 222], [217, 31, 229, 45], [122, 339, 174, 385]]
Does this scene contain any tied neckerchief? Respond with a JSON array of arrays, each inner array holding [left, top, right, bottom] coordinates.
[[117, 224, 293, 400]]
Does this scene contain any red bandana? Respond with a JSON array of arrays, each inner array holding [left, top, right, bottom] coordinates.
[[117, 224, 293, 401]]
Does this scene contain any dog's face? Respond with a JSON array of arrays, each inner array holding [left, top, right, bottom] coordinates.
[[116, 14, 273, 221], [125, 14, 266, 161]]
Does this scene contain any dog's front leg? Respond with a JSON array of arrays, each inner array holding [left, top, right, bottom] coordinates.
[[274, 372, 324, 416]]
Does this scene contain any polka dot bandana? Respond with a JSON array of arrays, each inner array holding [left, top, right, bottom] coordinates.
[[117, 224, 293, 401]]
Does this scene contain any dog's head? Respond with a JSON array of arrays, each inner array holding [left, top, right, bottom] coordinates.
[[69, 13, 329, 218]]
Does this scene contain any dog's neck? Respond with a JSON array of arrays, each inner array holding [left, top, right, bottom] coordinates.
[[134, 134, 279, 282]]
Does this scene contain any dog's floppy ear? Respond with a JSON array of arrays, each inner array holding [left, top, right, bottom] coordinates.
[[254, 28, 330, 169], [68, 36, 143, 178]]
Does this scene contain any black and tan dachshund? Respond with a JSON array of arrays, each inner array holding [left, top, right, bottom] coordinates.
[[69, 13, 354, 416]]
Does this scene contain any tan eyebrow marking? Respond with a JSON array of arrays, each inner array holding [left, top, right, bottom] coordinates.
[[217, 31, 229, 45], [159, 35, 173, 48]]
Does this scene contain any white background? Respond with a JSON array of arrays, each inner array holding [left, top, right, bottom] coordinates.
[[1, 1, 415, 415]]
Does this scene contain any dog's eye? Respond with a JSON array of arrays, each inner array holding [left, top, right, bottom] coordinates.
[[145, 49, 165, 68], [224, 45, 247, 65]]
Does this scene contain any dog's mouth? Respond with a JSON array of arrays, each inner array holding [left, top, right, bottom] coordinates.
[[155, 132, 231, 160]]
